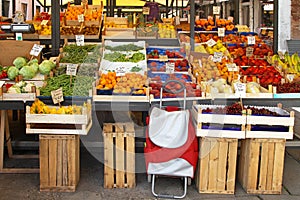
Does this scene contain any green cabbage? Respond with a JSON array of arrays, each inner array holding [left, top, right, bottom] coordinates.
[[19, 65, 36, 80], [7, 66, 19, 80], [39, 60, 55, 75], [30, 63, 39, 73], [13, 57, 28, 69], [27, 58, 39, 66]]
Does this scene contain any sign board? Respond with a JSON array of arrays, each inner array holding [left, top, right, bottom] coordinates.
[[213, 6, 221, 15], [247, 36, 256, 45], [218, 28, 225, 37], [30, 44, 43, 57], [66, 64, 78, 76], [51, 87, 64, 104], [78, 14, 84, 23], [246, 47, 254, 57], [142, 7, 150, 15], [166, 62, 175, 73], [226, 63, 239, 71], [159, 55, 168, 62], [234, 83, 246, 96], [75, 35, 85, 46], [213, 52, 223, 62], [206, 39, 217, 47]]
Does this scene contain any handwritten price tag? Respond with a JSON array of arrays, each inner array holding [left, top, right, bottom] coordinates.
[[78, 14, 84, 23], [226, 63, 238, 72], [166, 62, 175, 73], [115, 66, 126, 76], [213, 6, 221, 15], [41, 20, 49, 25], [247, 36, 256, 45], [246, 47, 254, 57], [234, 83, 246, 96], [218, 28, 225, 37], [213, 52, 223, 62], [159, 55, 168, 62], [75, 35, 85, 46], [66, 64, 78, 76], [142, 7, 150, 15], [30, 44, 43, 57], [206, 39, 217, 47], [51, 87, 64, 104]]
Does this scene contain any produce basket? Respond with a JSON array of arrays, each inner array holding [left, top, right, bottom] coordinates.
[[192, 104, 246, 139], [26, 99, 92, 135]]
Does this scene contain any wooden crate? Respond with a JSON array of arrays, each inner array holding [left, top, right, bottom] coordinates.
[[39, 134, 80, 192], [238, 138, 286, 194], [192, 105, 246, 139], [195, 137, 238, 194], [246, 104, 295, 139], [103, 123, 135, 188]]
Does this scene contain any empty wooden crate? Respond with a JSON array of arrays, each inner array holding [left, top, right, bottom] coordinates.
[[39, 134, 80, 192], [238, 138, 286, 194], [103, 123, 135, 188], [196, 137, 238, 194]]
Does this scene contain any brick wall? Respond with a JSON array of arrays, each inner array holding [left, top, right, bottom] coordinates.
[[291, 0, 300, 39]]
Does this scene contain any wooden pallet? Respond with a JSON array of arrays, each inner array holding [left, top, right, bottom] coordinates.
[[192, 105, 246, 139], [103, 123, 135, 188], [195, 137, 238, 194], [39, 134, 80, 192], [238, 138, 285, 194]]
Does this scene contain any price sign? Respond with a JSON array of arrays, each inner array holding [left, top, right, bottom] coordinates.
[[206, 39, 217, 47], [213, 6, 221, 15], [51, 87, 64, 104], [166, 62, 175, 73], [75, 35, 85, 46], [226, 63, 239, 72], [234, 83, 246, 96], [41, 20, 49, 25], [30, 44, 44, 57], [278, 51, 285, 60], [78, 14, 84, 22], [142, 7, 150, 15], [115, 66, 126, 76], [246, 47, 254, 57], [66, 64, 78, 76], [218, 28, 225, 37], [247, 36, 256, 45], [159, 55, 168, 62], [287, 74, 295, 82], [213, 52, 223, 62]]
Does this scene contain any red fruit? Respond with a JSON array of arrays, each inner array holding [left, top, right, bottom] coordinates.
[[150, 62, 157, 67], [153, 55, 159, 59]]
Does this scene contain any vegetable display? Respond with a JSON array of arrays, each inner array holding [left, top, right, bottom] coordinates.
[[30, 99, 83, 114], [60, 44, 101, 64], [103, 52, 145, 63], [105, 44, 144, 51], [39, 74, 94, 97]]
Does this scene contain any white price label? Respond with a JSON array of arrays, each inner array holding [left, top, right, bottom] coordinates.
[[142, 7, 150, 15], [247, 36, 256, 45], [30, 44, 43, 57], [226, 63, 239, 72], [213, 6, 221, 15], [78, 14, 84, 22], [75, 35, 85, 46], [66, 64, 78, 76], [41, 20, 49, 25], [234, 83, 246, 96], [218, 28, 225, 37], [166, 62, 175, 73], [159, 55, 168, 62], [115, 66, 126, 76], [206, 39, 217, 47], [246, 47, 254, 57], [51, 87, 64, 104], [213, 52, 223, 62], [287, 74, 295, 82]]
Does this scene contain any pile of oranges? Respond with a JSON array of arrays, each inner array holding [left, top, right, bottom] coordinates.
[[85, 9, 102, 21], [96, 71, 119, 90], [65, 6, 84, 21]]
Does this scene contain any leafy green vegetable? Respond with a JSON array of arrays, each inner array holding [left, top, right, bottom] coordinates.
[[13, 57, 28, 69], [39, 60, 55, 75], [7, 66, 19, 80], [104, 52, 145, 63], [27, 58, 39, 66], [19, 65, 36, 80], [105, 44, 144, 51]]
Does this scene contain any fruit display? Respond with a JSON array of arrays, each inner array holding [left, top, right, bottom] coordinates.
[[147, 47, 185, 59], [271, 52, 300, 75], [195, 18, 235, 31], [275, 82, 300, 93], [30, 99, 84, 114], [60, 26, 100, 36], [158, 23, 176, 38], [206, 40, 228, 54], [113, 73, 147, 94], [0, 65, 8, 79], [103, 52, 145, 63], [148, 72, 192, 83], [96, 71, 119, 90], [64, 6, 84, 21], [148, 59, 190, 72]]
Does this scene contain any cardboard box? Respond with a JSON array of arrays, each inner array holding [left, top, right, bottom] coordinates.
[[0, 40, 40, 66]]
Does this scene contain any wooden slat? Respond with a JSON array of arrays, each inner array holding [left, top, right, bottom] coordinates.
[[216, 139, 228, 191], [199, 138, 210, 192], [227, 139, 238, 192], [0, 110, 5, 171], [272, 140, 285, 193], [247, 139, 260, 191], [4, 112, 13, 158], [56, 139, 63, 187], [258, 141, 269, 191], [49, 139, 58, 187], [104, 133, 114, 188], [75, 136, 80, 184], [208, 138, 218, 191], [238, 140, 246, 187], [62, 139, 68, 186], [115, 132, 125, 188], [266, 141, 275, 191], [126, 135, 135, 188], [68, 137, 75, 186], [39, 135, 49, 188]]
